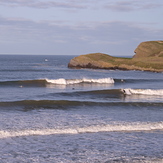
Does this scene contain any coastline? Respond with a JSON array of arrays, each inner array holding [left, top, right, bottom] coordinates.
[[68, 41, 163, 73]]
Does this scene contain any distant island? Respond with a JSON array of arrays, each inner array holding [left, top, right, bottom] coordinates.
[[68, 41, 163, 72]]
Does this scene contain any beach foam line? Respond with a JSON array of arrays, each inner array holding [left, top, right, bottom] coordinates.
[[46, 77, 114, 85], [122, 89, 163, 96], [0, 122, 163, 139]]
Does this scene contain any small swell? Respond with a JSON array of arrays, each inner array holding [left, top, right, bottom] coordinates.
[[0, 79, 46, 87], [1, 100, 163, 110]]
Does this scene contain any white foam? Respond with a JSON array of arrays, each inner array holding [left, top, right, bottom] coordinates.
[[46, 78, 114, 85], [46, 78, 67, 85], [122, 89, 163, 96], [0, 128, 78, 139], [0, 122, 162, 139]]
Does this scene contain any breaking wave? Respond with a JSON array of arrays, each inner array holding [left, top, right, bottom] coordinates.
[[1, 78, 162, 87], [46, 77, 114, 85], [0, 122, 163, 139], [123, 89, 163, 96], [0, 77, 114, 87]]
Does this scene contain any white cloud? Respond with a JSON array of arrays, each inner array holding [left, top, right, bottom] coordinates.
[[0, 16, 162, 55], [0, 0, 162, 11], [0, 0, 87, 9], [104, 0, 163, 12]]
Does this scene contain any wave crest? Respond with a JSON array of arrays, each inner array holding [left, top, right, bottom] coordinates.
[[0, 78, 114, 87], [123, 89, 163, 96], [46, 77, 114, 85]]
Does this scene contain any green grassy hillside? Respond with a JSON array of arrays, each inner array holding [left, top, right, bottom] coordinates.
[[68, 41, 163, 72]]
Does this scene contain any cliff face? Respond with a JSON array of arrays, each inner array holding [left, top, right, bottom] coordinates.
[[68, 41, 163, 72], [133, 41, 163, 58]]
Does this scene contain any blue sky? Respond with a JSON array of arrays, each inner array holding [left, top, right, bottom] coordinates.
[[0, 0, 163, 56]]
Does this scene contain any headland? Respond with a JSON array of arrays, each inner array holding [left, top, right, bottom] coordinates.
[[68, 41, 163, 72]]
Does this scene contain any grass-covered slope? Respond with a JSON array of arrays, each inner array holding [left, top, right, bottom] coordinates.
[[134, 41, 163, 58], [68, 41, 163, 72]]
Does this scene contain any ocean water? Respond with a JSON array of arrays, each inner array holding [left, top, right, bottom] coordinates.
[[0, 55, 163, 163]]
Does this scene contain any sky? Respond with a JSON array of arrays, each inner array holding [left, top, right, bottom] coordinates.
[[0, 0, 163, 56]]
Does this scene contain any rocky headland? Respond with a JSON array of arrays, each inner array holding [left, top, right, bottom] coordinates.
[[68, 41, 163, 72]]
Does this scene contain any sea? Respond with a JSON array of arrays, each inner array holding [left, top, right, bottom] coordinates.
[[0, 55, 163, 163]]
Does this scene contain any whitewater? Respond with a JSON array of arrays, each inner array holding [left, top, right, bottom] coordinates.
[[46, 77, 114, 85], [1, 122, 163, 139]]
